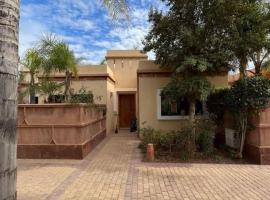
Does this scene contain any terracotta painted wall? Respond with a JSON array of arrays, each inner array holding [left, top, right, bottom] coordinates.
[[245, 106, 270, 164], [138, 74, 229, 131], [17, 104, 106, 159]]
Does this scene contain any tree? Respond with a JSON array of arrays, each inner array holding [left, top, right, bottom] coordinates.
[[0, 0, 20, 199], [39, 37, 78, 102], [39, 80, 63, 103], [224, 0, 270, 77], [22, 49, 42, 104], [0, 1, 128, 199], [226, 76, 270, 158], [143, 0, 233, 133]]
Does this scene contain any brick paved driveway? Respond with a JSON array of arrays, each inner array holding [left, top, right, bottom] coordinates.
[[18, 132, 270, 200]]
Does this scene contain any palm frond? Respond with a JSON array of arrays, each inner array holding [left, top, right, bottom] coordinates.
[[22, 48, 42, 74], [38, 35, 78, 76], [101, 0, 130, 20]]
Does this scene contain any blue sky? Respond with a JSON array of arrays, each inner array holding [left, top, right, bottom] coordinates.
[[20, 0, 166, 64]]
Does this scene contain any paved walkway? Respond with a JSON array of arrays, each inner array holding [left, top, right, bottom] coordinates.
[[18, 132, 270, 200]]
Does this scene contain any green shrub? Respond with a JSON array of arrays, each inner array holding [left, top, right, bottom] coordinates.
[[196, 120, 216, 154], [69, 88, 94, 104], [206, 89, 229, 123], [139, 121, 216, 159], [159, 131, 177, 152], [177, 126, 197, 159], [139, 127, 161, 152], [226, 76, 270, 157]]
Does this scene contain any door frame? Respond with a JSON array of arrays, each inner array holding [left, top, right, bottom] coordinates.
[[117, 92, 136, 129]]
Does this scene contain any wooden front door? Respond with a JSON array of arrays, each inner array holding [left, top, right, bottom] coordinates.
[[119, 94, 136, 128]]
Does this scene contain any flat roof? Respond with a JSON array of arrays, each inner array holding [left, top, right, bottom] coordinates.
[[138, 60, 229, 75], [106, 50, 148, 59]]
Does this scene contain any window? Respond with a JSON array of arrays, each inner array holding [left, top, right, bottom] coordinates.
[[157, 89, 207, 120]]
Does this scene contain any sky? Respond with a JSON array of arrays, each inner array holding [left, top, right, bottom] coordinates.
[[20, 0, 166, 64]]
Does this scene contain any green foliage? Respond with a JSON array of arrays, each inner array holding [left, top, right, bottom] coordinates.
[[139, 120, 216, 159], [196, 120, 216, 154], [162, 76, 213, 102], [39, 36, 78, 75], [176, 126, 197, 158], [206, 89, 230, 122], [23, 48, 42, 74], [225, 76, 270, 157], [69, 88, 94, 104], [139, 127, 161, 153], [226, 76, 270, 114], [38, 35, 79, 102], [143, 0, 231, 127], [143, 0, 234, 73], [228, 0, 270, 74], [39, 80, 63, 99], [22, 48, 43, 104]]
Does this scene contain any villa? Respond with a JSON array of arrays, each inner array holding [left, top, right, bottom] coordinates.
[[19, 50, 229, 134]]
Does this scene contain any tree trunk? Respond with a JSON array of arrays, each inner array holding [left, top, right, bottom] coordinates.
[[64, 70, 72, 102], [255, 52, 261, 75], [255, 63, 261, 76], [0, 0, 20, 199], [189, 100, 196, 126], [188, 99, 196, 155], [239, 56, 248, 78], [238, 112, 248, 158], [29, 73, 35, 104]]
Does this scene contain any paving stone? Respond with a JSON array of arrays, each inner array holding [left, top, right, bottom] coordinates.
[[17, 131, 270, 200]]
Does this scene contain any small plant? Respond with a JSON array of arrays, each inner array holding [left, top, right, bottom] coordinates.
[[39, 80, 63, 103], [176, 125, 196, 159], [139, 127, 161, 153], [160, 131, 177, 153], [69, 87, 94, 104], [196, 120, 216, 154]]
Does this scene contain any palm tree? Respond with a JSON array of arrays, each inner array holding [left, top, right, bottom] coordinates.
[[0, 1, 128, 199], [22, 49, 42, 104], [39, 37, 78, 102], [0, 0, 20, 199], [39, 80, 63, 103]]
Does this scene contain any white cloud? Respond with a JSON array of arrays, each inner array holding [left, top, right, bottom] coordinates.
[[19, 0, 162, 63], [19, 19, 48, 57]]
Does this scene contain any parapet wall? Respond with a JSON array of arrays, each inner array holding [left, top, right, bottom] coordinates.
[[17, 104, 106, 159]]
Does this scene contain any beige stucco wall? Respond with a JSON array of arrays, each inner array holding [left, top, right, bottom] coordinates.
[[104, 50, 148, 131], [107, 58, 146, 89], [106, 81, 116, 134], [106, 50, 147, 89], [36, 80, 108, 105], [36, 64, 114, 104], [138, 73, 229, 131], [70, 80, 108, 104]]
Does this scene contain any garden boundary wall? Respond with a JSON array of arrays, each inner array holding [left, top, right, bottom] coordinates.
[[17, 104, 106, 159]]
